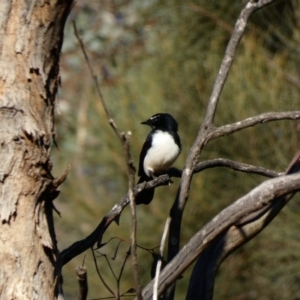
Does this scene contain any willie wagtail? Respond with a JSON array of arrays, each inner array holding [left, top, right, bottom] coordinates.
[[135, 113, 181, 205]]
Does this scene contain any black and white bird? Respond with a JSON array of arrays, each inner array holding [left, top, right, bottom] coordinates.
[[135, 113, 181, 205]]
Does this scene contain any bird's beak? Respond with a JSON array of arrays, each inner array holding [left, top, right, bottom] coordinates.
[[141, 119, 150, 125]]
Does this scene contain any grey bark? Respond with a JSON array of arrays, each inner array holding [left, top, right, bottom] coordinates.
[[0, 1, 73, 299]]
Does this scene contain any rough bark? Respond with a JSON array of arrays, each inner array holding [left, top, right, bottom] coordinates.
[[0, 1, 73, 299]]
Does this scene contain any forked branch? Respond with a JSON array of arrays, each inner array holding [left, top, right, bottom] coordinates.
[[60, 158, 275, 266], [139, 158, 300, 300], [166, 1, 278, 298]]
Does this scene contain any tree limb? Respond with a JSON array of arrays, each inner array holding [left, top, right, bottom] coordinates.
[[207, 111, 300, 141], [60, 158, 277, 266], [170, 158, 279, 178], [72, 21, 142, 297], [139, 171, 300, 300], [154, 217, 171, 300], [60, 175, 171, 266], [186, 151, 300, 299], [166, 1, 277, 298]]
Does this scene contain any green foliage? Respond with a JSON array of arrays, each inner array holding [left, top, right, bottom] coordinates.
[[53, 0, 300, 299]]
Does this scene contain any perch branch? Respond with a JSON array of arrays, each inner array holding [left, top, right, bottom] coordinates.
[[60, 158, 278, 266]]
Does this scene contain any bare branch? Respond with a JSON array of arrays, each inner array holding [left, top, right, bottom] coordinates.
[[167, 1, 277, 297], [72, 21, 141, 296], [208, 111, 300, 141], [190, 158, 279, 178], [140, 171, 300, 300], [75, 266, 88, 300], [60, 175, 171, 266], [186, 150, 300, 299], [72, 22, 135, 171], [61, 158, 277, 266], [179, 0, 278, 215], [154, 217, 171, 300], [91, 248, 116, 297], [129, 183, 142, 300], [188, 3, 233, 34]]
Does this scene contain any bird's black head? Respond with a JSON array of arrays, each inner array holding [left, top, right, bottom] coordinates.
[[141, 113, 178, 132]]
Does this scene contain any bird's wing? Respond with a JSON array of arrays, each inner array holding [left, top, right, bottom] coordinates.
[[170, 131, 181, 150], [138, 132, 153, 177]]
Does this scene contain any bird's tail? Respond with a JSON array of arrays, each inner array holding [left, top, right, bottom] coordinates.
[[135, 175, 155, 205]]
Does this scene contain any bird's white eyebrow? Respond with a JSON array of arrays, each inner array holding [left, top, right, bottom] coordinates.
[[150, 115, 159, 120]]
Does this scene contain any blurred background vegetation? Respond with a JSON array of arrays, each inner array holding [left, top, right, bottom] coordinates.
[[53, 0, 300, 299]]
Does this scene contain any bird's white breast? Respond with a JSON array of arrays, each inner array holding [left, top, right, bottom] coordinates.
[[144, 130, 180, 177]]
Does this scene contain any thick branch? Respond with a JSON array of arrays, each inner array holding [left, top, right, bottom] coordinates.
[[186, 152, 300, 299], [167, 2, 277, 297], [178, 0, 278, 219], [75, 266, 88, 300], [140, 172, 300, 299], [186, 194, 293, 300]]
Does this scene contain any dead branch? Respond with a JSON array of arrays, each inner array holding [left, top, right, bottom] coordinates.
[[139, 171, 300, 300], [171, 158, 280, 178], [72, 21, 141, 297], [153, 217, 171, 300], [60, 157, 278, 266], [75, 266, 88, 300], [186, 151, 300, 299], [208, 111, 300, 141], [166, 1, 277, 297]]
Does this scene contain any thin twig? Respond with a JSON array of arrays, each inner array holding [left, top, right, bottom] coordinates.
[[153, 217, 171, 300], [129, 184, 142, 299], [96, 252, 118, 281], [117, 246, 132, 298], [72, 21, 141, 297], [72, 22, 109, 119], [188, 3, 233, 34], [91, 248, 116, 297]]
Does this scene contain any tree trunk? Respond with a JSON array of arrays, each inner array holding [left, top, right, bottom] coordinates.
[[0, 1, 73, 299]]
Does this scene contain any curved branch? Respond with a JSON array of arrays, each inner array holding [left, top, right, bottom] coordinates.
[[60, 175, 171, 266], [60, 159, 277, 266], [193, 158, 279, 178], [170, 158, 279, 178], [168, 4, 277, 298], [186, 150, 300, 300], [208, 111, 300, 141], [139, 172, 300, 300]]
